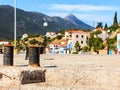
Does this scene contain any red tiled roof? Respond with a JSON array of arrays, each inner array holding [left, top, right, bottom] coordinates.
[[95, 27, 103, 31], [46, 32, 55, 34], [66, 30, 87, 34], [61, 43, 67, 47], [49, 39, 68, 47]]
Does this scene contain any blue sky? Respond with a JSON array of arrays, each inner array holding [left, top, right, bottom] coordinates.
[[0, 0, 120, 27]]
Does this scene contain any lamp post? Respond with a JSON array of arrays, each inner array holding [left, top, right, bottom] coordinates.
[[13, 0, 18, 54], [43, 22, 48, 54], [14, 0, 16, 48], [107, 30, 110, 54]]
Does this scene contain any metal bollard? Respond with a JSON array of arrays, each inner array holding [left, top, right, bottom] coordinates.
[[3, 44, 14, 66], [29, 45, 40, 67], [39, 46, 44, 54]]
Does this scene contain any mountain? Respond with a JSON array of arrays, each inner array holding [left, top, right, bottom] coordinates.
[[64, 14, 93, 30], [0, 5, 93, 40]]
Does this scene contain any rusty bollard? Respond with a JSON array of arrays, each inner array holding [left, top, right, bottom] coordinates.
[[39, 46, 44, 54], [29, 45, 40, 67], [3, 44, 14, 66]]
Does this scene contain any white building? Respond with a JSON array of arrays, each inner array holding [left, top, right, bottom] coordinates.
[[46, 32, 56, 38], [0, 41, 9, 45], [65, 30, 89, 50], [22, 33, 28, 39]]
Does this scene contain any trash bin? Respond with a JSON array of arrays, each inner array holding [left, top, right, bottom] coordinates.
[[29, 45, 40, 67], [3, 44, 14, 66]]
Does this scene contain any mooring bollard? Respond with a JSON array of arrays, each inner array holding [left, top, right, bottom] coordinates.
[[39, 46, 44, 54], [29, 45, 40, 67], [3, 44, 14, 66]]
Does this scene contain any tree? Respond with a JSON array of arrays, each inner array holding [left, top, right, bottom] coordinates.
[[113, 11, 118, 27], [74, 41, 81, 53], [110, 11, 119, 31], [16, 40, 23, 52], [82, 46, 90, 52], [94, 30, 102, 35], [58, 30, 65, 34], [93, 37, 104, 50], [96, 22, 103, 29], [104, 23, 108, 31], [29, 39, 39, 45], [56, 35, 63, 40], [108, 35, 117, 50], [87, 32, 104, 52]]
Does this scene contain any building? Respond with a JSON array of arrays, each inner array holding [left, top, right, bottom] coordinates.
[[92, 28, 109, 41], [0, 41, 9, 45], [0, 41, 9, 53], [65, 30, 89, 50], [48, 29, 89, 54], [46, 32, 56, 38], [49, 39, 68, 54], [22, 33, 28, 39]]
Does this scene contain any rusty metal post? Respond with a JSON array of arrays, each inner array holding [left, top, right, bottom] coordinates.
[[39, 46, 44, 54], [3, 44, 14, 66], [29, 45, 40, 67]]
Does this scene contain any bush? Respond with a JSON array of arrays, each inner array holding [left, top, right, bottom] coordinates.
[[82, 46, 90, 52], [29, 39, 39, 44], [56, 35, 63, 40]]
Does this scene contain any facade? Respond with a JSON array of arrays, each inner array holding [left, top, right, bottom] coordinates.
[[49, 39, 68, 54], [65, 30, 89, 50], [48, 30, 89, 54], [0, 41, 9, 45], [117, 33, 120, 52], [46, 32, 56, 38], [22, 33, 28, 39], [0, 41, 9, 53]]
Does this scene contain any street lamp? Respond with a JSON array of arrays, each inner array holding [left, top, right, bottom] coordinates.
[[107, 30, 110, 54], [43, 22, 48, 28], [43, 22, 48, 54]]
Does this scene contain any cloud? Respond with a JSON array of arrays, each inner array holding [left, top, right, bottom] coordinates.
[[50, 4, 119, 11], [75, 13, 112, 22]]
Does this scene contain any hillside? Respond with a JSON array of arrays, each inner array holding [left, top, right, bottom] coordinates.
[[0, 5, 93, 40]]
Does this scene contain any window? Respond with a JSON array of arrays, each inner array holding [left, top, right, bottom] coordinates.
[[76, 35, 78, 38], [81, 41, 83, 44], [81, 35, 84, 38]]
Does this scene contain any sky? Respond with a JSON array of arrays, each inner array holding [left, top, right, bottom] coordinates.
[[0, 0, 120, 27]]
